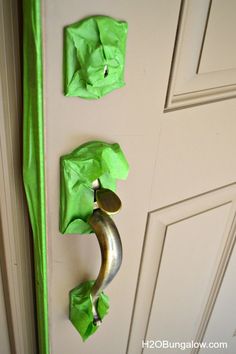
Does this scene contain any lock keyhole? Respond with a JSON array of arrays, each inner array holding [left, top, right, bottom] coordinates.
[[104, 65, 108, 78]]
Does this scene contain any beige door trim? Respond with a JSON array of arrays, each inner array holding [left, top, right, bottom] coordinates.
[[0, 0, 37, 353]]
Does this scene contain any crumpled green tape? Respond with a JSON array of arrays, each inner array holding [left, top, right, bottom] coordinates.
[[64, 15, 128, 99], [60, 141, 129, 234], [23, 0, 49, 353], [70, 281, 109, 341]]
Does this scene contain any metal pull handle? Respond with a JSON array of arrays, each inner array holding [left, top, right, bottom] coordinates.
[[88, 181, 122, 325]]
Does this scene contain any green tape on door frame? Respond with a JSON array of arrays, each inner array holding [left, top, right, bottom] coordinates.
[[23, 0, 49, 353]]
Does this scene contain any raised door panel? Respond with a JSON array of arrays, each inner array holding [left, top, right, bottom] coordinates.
[[128, 184, 236, 353], [198, 244, 236, 354], [198, 0, 236, 74], [144, 203, 231, 353], [165, 0, 236, 110]]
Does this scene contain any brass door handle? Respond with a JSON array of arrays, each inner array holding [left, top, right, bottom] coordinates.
[[88, 181, 122, 325]]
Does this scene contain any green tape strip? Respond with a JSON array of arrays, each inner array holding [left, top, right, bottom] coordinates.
[[23, 0, 49, 353]]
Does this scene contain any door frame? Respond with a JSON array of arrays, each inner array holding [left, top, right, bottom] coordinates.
[[0, 0, 37, 352]]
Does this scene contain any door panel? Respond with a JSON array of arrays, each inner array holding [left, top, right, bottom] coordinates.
[[145, 203, 232, 346], [199, 243, 236, 354], [198, 0, 236, 74], [128, 185, 236, 353], [165, 0, 236, 109], [41, 0, 236, 353]]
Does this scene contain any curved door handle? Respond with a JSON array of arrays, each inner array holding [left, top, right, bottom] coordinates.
[[88, 184, 123, 325]]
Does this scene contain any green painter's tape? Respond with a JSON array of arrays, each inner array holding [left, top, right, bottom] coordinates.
[[69, 281, 109, 341], [23, 0, 49, 353], [64, 16, 128, 99], [60, 141, 129, 235]]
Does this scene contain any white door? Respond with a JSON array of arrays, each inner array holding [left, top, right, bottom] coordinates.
[[41, 0, 236, 353]]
